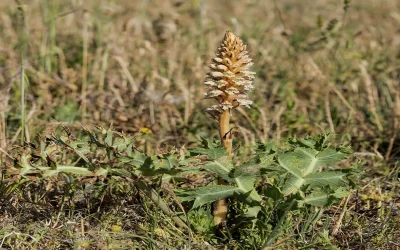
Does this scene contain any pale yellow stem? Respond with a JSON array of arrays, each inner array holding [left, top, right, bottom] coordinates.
[[214, 109, 232, 226], [219, 109, 233, 155]]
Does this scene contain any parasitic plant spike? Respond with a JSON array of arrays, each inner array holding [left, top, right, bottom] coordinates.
[[204, 31, 255, 113], [204, 31, 255, 227]]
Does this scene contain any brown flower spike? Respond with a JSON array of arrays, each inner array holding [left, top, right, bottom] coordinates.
[[204, 31, 255, 227], [204, 31, 255, 113]]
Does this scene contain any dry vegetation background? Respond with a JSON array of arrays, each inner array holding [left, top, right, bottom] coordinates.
[[0, 0, 400, 249]]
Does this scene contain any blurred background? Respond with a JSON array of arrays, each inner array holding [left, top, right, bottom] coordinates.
[[1, 0, 400, 157]]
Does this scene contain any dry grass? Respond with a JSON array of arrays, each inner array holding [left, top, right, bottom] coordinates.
[[0, 0, 400, 249]]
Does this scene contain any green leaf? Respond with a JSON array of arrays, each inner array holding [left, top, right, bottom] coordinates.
[[314, 148, 348, 169], [234, 174, 257, 196], [278, 142, 349, 196], [203, 155, 233, 181], [264, 186, 284, 201], [105, 130, 113, 147], [332, 187, 351, 199], [113, 137, 134, 152], [259, 153, 276, 167], [56, 165, 92, 175], [109, 168, 131, 177], [234, 171, 262, 204], [233, 159, 263, 216], [20, 154, 34, 175], [118, 153, 148, 167], [60, 140, 94, 168], [179, 185, 239, 208], [298, 186, 350, 207], [298, 137, 317, 148], [234, 158, 262, 178], [43, 165, 92, 176], [95, 167, 109, 177], [246, 206, 261, 219], [42, 169, 59, 177], [277, 152, 303, 178], [189, 145, 228, 160], [253, 141, 276, 154], [299, 190, 330, 207], [294, 147, 319, 175], [305, 171, 348, 189], [282, 175, 305, 196], [155, 153, 179, 170]]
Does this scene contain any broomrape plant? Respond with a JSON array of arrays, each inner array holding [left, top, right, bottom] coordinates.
[[204, 31, 256, 226]]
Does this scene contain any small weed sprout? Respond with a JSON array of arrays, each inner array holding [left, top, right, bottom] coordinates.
[[204, 31, 255, 226]]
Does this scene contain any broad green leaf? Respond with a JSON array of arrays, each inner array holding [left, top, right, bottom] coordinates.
[[179, 185, 239, 208], [188, 147, 209, 156], [299, 190, 330, 207], [105, 130, 113, 146], [264, 186, 284, 201], [118, 154, 148, 166], [56, 165, 92, 175], [299, 187, 350, 207], [234, 173, 256, 191], [298, 137, 317, 148], [199, 137, 219, 150], [246, 206, 261, 218], [332, 187, 351, 199], [235, 175, 261, 202], [277, 152, 303, 178], [189, 146, 228, 160], [253, 141, 276, 153], [203, 155, 233, 181], [279, 147, 347, 177], [278, 144, 349, 196], [234, 165, 262, 203], [282, 175, 305, 196], [234, 158, 262, 178], [43, 165, 92, 176], [155, 154, 179, 170], [305, 171, 347, 189], [314, 148, 348, 169], [233, 160, 262, 215], [113, 137, 134, 152], [95, 168, 109, 177], [42, 169, 59, 177], [64, 140, 94, 168], [294, 147, 318, 175], [259, 153, 276, 167], [109, 168, 131, 177], [207, 147, 230, 160]]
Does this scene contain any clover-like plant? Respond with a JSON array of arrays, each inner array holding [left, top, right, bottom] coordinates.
[[204, 31, 255, 226]]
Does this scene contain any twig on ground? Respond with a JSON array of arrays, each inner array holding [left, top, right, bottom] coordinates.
[[332, 195, 351, 236]]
